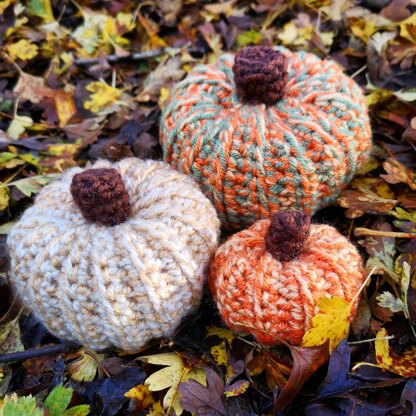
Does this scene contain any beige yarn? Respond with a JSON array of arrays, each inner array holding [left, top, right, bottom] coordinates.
[[7, 158, 220, 351]]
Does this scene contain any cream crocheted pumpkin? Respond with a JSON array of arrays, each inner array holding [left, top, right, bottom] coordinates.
[[7, 158, 220, 351]]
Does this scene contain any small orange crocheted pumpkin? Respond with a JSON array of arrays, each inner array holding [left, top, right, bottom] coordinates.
[[209, 211, 365, 345]]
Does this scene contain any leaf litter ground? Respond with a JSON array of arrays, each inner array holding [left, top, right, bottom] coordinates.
[[1, 0, 416, 414]]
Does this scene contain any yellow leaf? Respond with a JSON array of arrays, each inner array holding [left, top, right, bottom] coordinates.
[[206, 326, 235, 344], [400, 13, 416, 42], [354, 328, 416, 377], [124, 384, 154, 409], [206, 326, 236, 366], [84, 81, 122, 114], [365, 89, 393, 107], [54, 89, 77, 127], [301, 297, 352, 354], [6, 39, 38, 61], [277, 19, 314, 47], [67, 350, 104, 382], [139, 352, 206, 416], [350, 17, 376, 42], [7, 115, 34, 140], [0, 0, 12, 14], [148, 401, 164, 416], [374, 328, 393, 367], [0, 188, 10, 212]]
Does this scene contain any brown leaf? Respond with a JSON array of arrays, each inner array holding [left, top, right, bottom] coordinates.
[[380, 0, 411, 22], [274, 343, 329, 412], [351, 297, 372, 339], [381, 158, 416, 191], [246, 349, 290, 390], [337, 189, 398, 218], [13, 72, 55, 104]]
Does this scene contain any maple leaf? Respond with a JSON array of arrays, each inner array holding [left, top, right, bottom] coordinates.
[[139, 352, 207, 416], [6, 40, 38, 61], [83, 81, 123, 114], [302, 297, 353, 353], [179, 367, 228, 416]]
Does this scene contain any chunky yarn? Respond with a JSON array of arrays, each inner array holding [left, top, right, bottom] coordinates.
[[161, 45, 372, 229], [209, 212, 365, 345], [7, 158, 220, 352]]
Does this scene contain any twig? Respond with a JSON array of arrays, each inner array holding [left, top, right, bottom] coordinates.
[[73, 46, 206, 66], [0, 343, 81, 364], [354, 228, 416, 239]]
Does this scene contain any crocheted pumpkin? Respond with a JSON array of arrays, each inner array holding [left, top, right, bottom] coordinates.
[[209, 211, 365, 345], [7, 158, 220, 351], [160, 45, 372, 229]]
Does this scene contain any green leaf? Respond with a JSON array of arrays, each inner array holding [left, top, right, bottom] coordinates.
[[2, 395, 44, 416], [63, 405, 90, 416], [377, 291, 406, 313], [44, 385, 73, 416], [0, 316, 24, 355], [236, 29, 263, 47], [8, 174, 60, 197], [0, 188, 10, 212], [27, 0, 54, 23], [390, 207, 416, 222]]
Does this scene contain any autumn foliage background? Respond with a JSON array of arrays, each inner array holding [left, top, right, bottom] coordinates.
[[0, 0, 416, 415]]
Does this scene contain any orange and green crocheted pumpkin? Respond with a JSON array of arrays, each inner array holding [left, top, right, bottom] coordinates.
[[208, 211, 365, 346], [160, 46, 372, 229]]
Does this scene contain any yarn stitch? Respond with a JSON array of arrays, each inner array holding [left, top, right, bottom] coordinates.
[[7, 158, 220, 352], [160, 45, 372, 229], [209, 212, 365, 345]]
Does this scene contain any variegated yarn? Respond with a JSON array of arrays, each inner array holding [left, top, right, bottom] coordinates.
[[209, 211, 365, 345], [7, 158, 220, 352], [161, 45, 372, 229]]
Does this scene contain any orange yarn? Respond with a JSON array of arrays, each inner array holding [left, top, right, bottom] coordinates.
[[209, 212, 365, 345]]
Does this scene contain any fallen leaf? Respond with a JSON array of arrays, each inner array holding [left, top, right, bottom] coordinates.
[[274, 343, 329, 411], [381, 158, 416, 190], [337, 189, 398, 218], [179, 367, 228, 416], [355, 328, 416, 377], [7, 114, 34, 140], [139, 352, 207, 415], [27, 0, 54, 23], [302, 297, 353, 354], [124, 384, 155, 411], [67, 350, 104, 382], [13, 72, 55, 104], [54, 89, 77, 127], [136, 56, 184, 102], [6, 39, 38, 61], [83, 81, 123, 114]]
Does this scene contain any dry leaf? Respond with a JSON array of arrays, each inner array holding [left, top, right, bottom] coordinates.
[[13, 72, 54, 104]]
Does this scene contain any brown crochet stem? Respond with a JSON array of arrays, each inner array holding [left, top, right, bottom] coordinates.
[[70, 168, 130, 226], [265, 211, 311, 262], [232, 45, 288, 106]]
